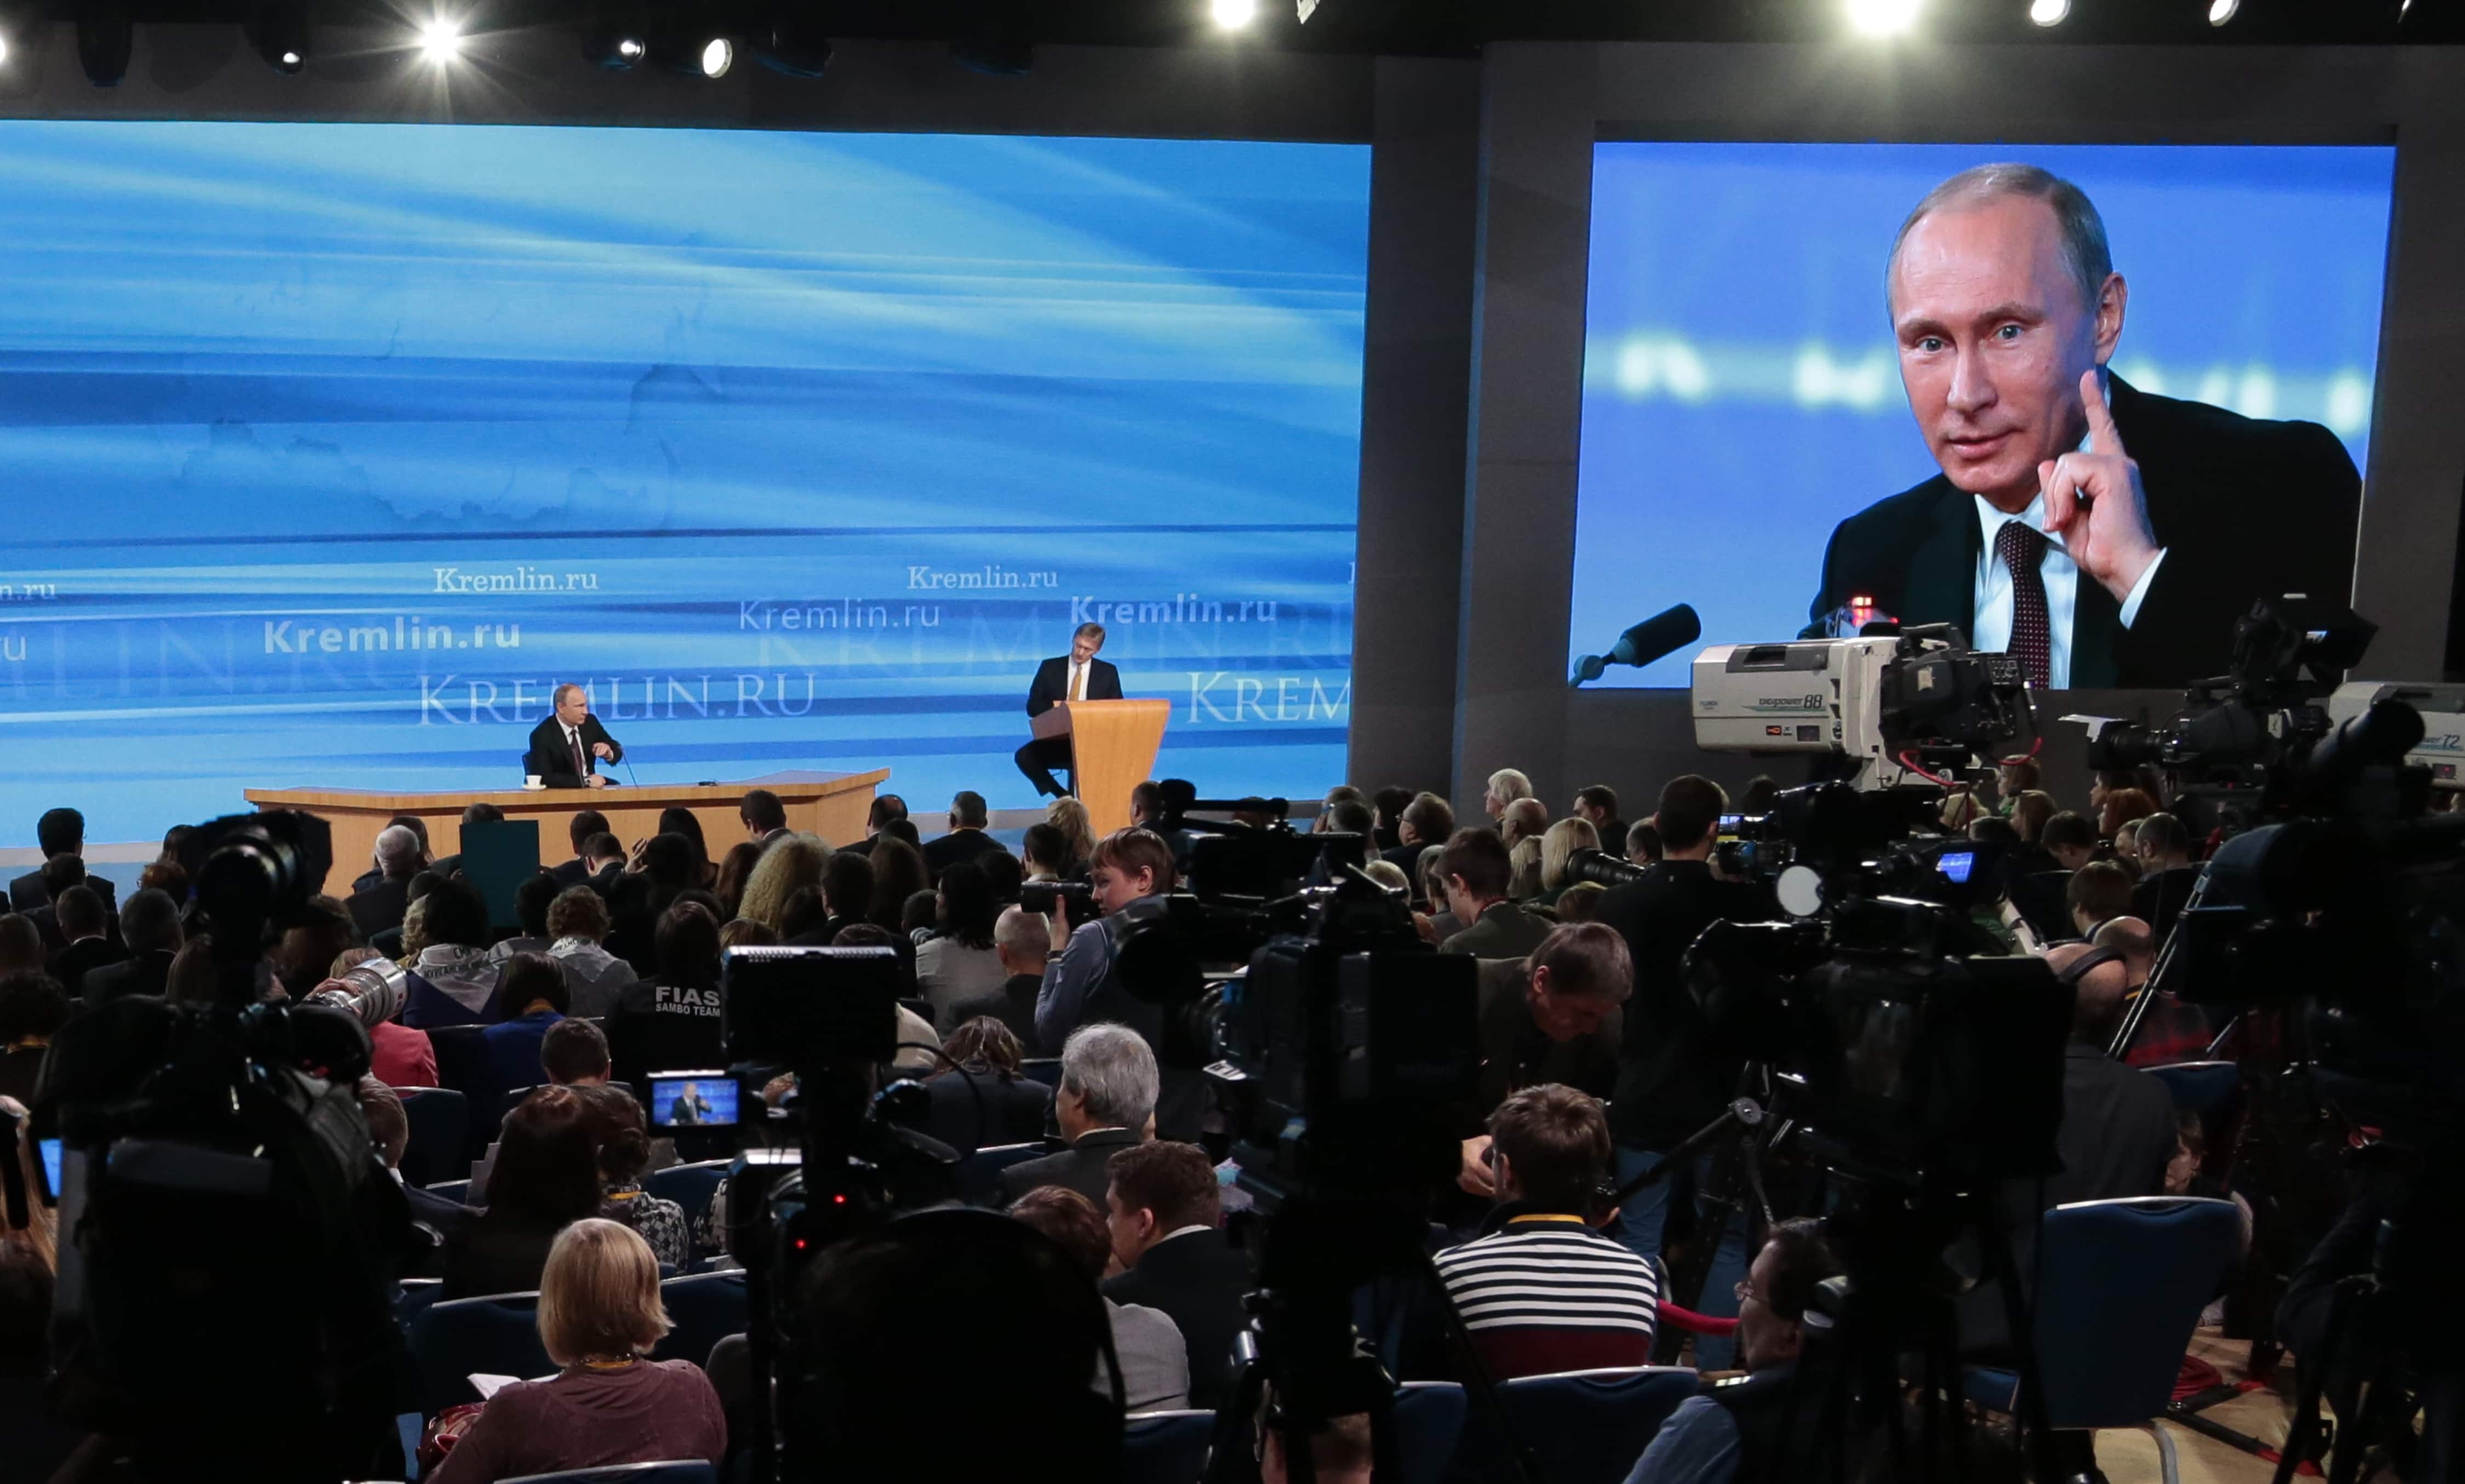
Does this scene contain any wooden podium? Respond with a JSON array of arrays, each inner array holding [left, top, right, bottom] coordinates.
[[245, 768, 888, 880], [1031, 698, 1170, 835]]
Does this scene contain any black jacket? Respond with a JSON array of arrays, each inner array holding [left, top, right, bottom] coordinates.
[[1804, 376, 2360, 687], [82, 949, 174, 1009], [1592, 860, 1776, 1150], [48, 937, 128, 999], [349, 876, 414, 940], [1477, 962, 1619, 1110], [921, 1065, 1053, 1156], [1102, 1228, 1252, 1409], [948, 973, 1043, 1050], [1025, 655, 1122, 718], [525, 712, 625, 788], [9, 868, 114, 914], [996, 1126, 1142, 1208], [921, 829, 1007, 879], [2132, 866, 2203, 943]]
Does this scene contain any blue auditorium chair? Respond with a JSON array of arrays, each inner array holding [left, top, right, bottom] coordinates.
[[2145, 1060, 2239, 1116], [1391, 1381, 1468, 1484], [652, 1271, 749, 1368], [1122, 1409, 1214, 1484], [408, 1291, 549, 1418], [645, 1159, 732, 1237], [1446, 1366, 1699, 1484], [954, 1141, 1052, 1207], [398, 1087, 468, 1190]]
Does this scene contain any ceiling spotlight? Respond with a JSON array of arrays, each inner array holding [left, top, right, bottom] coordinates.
[[1212, 0, 1258, 27], [419, 16, 463, 60], [584, 0, 647, 67], [2207, 0, 2237, 22], [77, 0, 133, 86], [752, 2, 831, 77], [2028, 0, 2068, 23], [698, 35, 731, 76], [1845, 0, 1922, 37], [249, 0, 310, 73]]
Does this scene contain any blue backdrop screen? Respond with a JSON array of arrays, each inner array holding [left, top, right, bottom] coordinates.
[[0, 123, 1369, 844], [1571, 142, 2395, 687]]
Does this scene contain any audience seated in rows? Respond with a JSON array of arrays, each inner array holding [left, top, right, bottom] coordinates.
[[1381, 790, 1454, 890], [865, 836, 928, 933], [46, 885, 124, 998], [27, 855, 107, 955], [402, 878, 502, 1028], [738, 834, 827, 937], [944, 904, 1046, 1046], [427, 1219, 725, 1484], [713, 841, 763, 920], [1008, 1187, 1190, 1413], [845, 792, 905, 857], [923, 789, 1006, 879], [1437, 828, 1551, 959], [549, 809, 610, 889], [1102, 1138, 1249, 1409], [544, 885, 638, 1017], [482, 953, 569, 1107], [740, 787, 789, 846], [610, 902, 726, 1082], [581, 1083, 689, 1267], [487, 873, 561, 965], [349, 824, 425, 941], [1436, 1084, 1661, 1381], [922, 1015, 1053, 1156], [541, 1017, 612, 1087], [444, 1085, 602, 1298], [999, 1023, 1155, 1206]]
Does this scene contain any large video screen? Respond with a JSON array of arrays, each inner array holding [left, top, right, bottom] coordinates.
[[0, 123, 1369, 844], [1571, 142, 2394, 689]]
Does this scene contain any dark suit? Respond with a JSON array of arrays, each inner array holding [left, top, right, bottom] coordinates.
[[1593, 861, 1776, 1152], [9, 868, 113, 914], [922, 1065, 1053, 1156], [2132, 866, 2203, 943], [948, 973, 1042, 1051], [48, 936, 127, 999], [549, 856, 595, 889], [995, 1126, 1142, 1207], [1440, 901, 1553, 960], [349, 876, 414, 940], [1102, 1227, 1253, 1409], [1805, 377, 2360, 687], [524, 712, 625, 789], [921, 828, 1006, 879], [1015, 654, 1125, 798], [82, 949, 174, 1009]]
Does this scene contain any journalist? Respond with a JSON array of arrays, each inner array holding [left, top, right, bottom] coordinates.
[[1592, 775, 1777, 1367], [1033, 827, 1207, 1137]]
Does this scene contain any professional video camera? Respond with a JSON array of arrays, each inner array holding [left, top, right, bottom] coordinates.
[[38, 810, 413, 1482], [1148, 778, 1369, 901], [1692, 623, 2034, 791], [710, 943, 958, 1482]]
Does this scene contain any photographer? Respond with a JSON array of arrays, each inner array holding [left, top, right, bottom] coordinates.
[[1593, 775, 1776, 1365], [1034, 828, 1208, 1138]]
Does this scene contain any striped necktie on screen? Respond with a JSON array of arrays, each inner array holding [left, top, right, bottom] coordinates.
[[1995, 520, 2052, 690]]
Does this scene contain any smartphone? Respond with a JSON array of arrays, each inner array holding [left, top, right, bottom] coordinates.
[[648, 1072, 740, 1130], [37, 1137, 60, 1208]]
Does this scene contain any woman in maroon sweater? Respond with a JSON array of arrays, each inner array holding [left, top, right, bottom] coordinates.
[[429, 1219, 725, 1483]]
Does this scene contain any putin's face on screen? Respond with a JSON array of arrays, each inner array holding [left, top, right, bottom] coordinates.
[[1889, 194, 2124, 513]]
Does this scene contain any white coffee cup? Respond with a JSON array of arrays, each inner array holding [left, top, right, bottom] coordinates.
[[523, 774, 543, 789]]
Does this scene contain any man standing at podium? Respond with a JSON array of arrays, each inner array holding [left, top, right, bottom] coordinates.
[[527, 683, 626, 789], [1016, 622, 1121, 799]]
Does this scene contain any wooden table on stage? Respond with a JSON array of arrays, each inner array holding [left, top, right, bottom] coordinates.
[[1030, 698, 1170, 835], [245, 769, 891, 878]]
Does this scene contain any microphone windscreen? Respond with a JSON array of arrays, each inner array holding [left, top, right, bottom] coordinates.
[[1608, 604, 1703, 671]]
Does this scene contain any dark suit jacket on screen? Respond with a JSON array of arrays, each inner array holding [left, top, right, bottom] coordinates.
[[996, 1126, 1142, 1208], [1025, 655, 1123, 718], [524, 713, 625, 789], [1804, 377, 2360, 688], [1102, 1227, 1252, 1409]]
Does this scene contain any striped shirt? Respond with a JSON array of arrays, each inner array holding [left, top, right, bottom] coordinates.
[[1434, 1216, 1660, 1380]]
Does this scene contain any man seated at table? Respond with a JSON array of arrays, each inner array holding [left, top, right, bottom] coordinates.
[[526, 683, 624, 789]]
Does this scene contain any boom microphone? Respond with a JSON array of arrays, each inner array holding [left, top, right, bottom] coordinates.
[[1572, 603, 1703, 686]]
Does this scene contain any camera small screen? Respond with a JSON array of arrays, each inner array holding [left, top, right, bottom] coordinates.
[[38, 1137, 61, 1204], [648, 1074, 738, 1130], [1718, 813, 1743, 835], [1935, 849, 1975, 885]]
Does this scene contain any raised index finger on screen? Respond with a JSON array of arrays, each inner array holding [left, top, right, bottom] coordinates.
[[2082, 368, 2125, 456]]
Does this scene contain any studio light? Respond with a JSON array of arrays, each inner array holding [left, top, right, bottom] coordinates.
[[698, 35, 731, 76], [1212, 0, 1258, 28], [583, 0, 647, 68], [249, 0, 311, 73], [2028, 0, 2069, 24], [1845, 0, 1922, 37], [76, 0, 133, 85], [2207, 0, 2238, 22], [752, 1, 832, 78], [647, 7, 733, 77], [419, 16, 463, 60]]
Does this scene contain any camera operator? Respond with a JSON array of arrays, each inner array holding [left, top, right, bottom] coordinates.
[[1593, 776, 1777, 1365], [1621, 1219, 1844, 1484], [2129, 811, 2202, 939], [1435, 828, 1552, 959], [1456, 924, 1630, 1200], [1034, 827, 1206, 1139]]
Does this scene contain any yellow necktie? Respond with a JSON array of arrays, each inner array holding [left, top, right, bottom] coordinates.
[[1069, 663, 1085, 702]]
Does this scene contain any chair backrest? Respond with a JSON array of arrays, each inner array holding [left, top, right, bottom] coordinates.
[[498, 1463, 718, 1484], [2032, 1196, 2243, 1429], [652, 1271, 750, 1368], [1447, 1367, 1699, 1484], [1018, 1057, 1063, 1088], [1391, 1382, 1469, 1484], [954, 1141, 1051, 1207], [1121, 1409, 1214, 1484], [407, 1291, 549, 1418], [644, 1160, 733, 1234], [426, 1025, 499, 1160], [2145, 1060, 2239, 1115], [399, 1087, 470, 1190]]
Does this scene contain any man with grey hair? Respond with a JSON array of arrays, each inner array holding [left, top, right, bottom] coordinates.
[[947, 904, 1048, 1047], [348, 823, 425, 938], [1806, 161, 2358, 688], [525, 681, 625, 789], [996, 1022, 1158, 1206]]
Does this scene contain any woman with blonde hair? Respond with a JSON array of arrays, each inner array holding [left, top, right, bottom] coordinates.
[[1536, 817, 1601, 906], [426, 1219, 725, 1483], [736, 834, 829, 935], [1506, 837, 1545, 903], [1045, 797, 1097, 874]]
